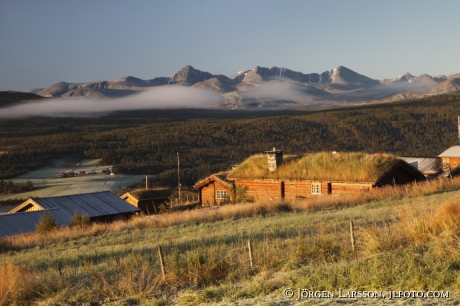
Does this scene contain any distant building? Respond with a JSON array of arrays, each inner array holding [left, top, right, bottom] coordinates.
[[120, 189, 170, 214], [399, 157, 442, 178], [438, 146, 460, 172]]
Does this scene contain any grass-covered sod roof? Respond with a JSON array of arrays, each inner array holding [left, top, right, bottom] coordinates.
[[126, 188, 170, 200], [227, 152, 401, 182]]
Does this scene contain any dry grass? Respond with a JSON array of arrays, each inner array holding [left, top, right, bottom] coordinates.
[[0, 261, 36, 306], [3, 177, 460, 304], [3, 177, 460, 252], [361, 195, 460, 257], [398, 199, 460, 244], [227, 152, 400, 182]]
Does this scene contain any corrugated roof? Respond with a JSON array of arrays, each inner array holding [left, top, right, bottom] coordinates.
[[34, 191, 140, 218], [0, 208, 72, 239], [438, 146, 460, 157], [400, 157, 442, 174], [15, 191, 140, 218]]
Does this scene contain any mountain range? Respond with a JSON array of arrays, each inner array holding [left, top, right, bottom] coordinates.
[[26, 65, 460, 109]]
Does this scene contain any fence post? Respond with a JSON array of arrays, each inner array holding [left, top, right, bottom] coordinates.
[[158, 246, 166, 278], [57, 263, 63, 282], [248, 240, 254, 268], [350, 221, 357, 260]]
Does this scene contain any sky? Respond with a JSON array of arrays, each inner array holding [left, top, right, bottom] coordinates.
[[0, 0, 459, 91]]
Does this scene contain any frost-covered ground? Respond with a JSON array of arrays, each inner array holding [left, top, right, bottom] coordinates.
[[0, 159, 145, 200], [203, 292, 459, 306]]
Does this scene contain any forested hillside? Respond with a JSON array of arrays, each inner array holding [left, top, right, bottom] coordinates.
[[1, 94, 459, 186], [0, 91, 45, 107]]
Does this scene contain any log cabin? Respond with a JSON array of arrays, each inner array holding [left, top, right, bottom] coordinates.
[[193, 173, 233, 206], [194, 150, 426, 205]]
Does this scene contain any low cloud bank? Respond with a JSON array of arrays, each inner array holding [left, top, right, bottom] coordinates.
[[0, 86, 222, 118], [241, 82, 307, 101]]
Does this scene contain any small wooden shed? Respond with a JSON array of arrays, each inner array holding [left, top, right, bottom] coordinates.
[[120, 189, 170, 214], [438, 146, 460, 172]]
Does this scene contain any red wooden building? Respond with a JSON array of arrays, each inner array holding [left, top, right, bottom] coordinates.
[[194, 150, 426, 205]]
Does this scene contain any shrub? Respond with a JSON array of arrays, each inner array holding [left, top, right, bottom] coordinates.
[[36, 211, 59, 235], [232, 184, 249, 203], [70, 211, 90, 228]]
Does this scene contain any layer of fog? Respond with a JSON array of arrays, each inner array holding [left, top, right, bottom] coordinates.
[[241, 82, 308, 101], [0, 80, 434, 118], [239, 80, 427, 102], [0, 86, 223, 118]]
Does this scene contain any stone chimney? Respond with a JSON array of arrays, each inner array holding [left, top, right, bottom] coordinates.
[[265, 148, 283, 172]]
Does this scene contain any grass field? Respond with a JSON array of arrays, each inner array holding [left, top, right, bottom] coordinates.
[[2, 178, 460, 305], [0, 159, 146, 201]]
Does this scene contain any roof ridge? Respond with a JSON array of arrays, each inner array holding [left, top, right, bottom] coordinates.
[[32, 190, 112, 200], [1, 207, 63, 216]]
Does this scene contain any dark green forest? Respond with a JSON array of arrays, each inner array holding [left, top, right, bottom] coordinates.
[[1, 94, 459, 187], [0, 91, 45, 107]]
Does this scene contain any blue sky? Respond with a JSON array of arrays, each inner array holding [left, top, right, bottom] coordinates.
[[1, 0, 459, 91]]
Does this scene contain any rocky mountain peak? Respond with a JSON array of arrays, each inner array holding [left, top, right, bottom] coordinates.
[[325, 66, 378, 86], [170, 65, 214, 84]]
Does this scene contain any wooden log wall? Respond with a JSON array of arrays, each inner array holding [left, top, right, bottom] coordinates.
[[236, 179, 374, 201], [235, 179, 283, 202], [284, 181, 315, 200], [331, 182, 372, 193], [200, 181, 231, 206], [440, 157, 460, 171]]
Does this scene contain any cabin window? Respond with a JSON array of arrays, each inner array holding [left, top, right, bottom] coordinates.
[[311, 183, 321, 194], [216, 190, 227, 199]]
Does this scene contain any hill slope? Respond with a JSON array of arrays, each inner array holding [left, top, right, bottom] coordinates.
[[2, 179, 460, 305], [0, 91, 45, 107], [1, 93, 460, 184]]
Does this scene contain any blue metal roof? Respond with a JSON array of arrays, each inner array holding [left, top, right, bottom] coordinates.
[[0, 208, 72, 239], [32, 191, 140, 218]]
